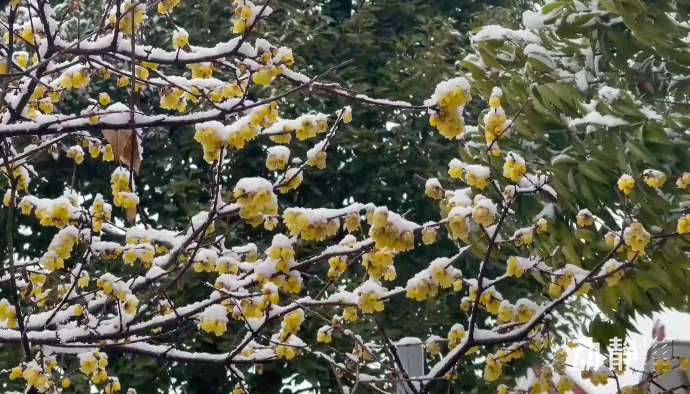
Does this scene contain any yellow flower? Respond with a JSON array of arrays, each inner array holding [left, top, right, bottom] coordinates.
[[275, 345, 296, 360], [448, 326, 465, 349], [106, 380, 121, 393], [239, 5, 253, 19], [30, 273, 46, 286], [306, 151, 327, 169], [23, 367, 48, 388], [489, 95, 501, 109], [16, 54, 28, 68], [425, 180, 443, 200], [655, 358, 672, 375], [142, 61, 159, 69], [266, 153, 288, 171], [426, 341, 440, 355], [252, 69, 272, 86], [548, 283, 563, 298], [484, 355, 502, 382], [678, 215, 690, 235], [358, 292, 384, 314], [557, 377, 575, 394], [429, 87, 470, 139], [677, 173, 690, 188], [188, 64, 212, 79], [317, 331, 332, 343], [431, 266, 453, 288], [575, 282, 592, 296], [200, 318, 227, 336], [576, 210, 594, 227], [19, 199, 32, 215], [591, 372, 609, 386], [89, 143, 101, 158], [406, 279, 436, 301], [92, 369, 108, 383], [466, 171, 489, 190], [624, 221, 649, 253], [80, 355, 99, 375], [680, 357, 690, 371], [448, 214, 469, 240], [472, 205, 495, 227], [343, 306, 358, 322], [617, 174, 635, 195], [448, 165, 463, 179], [497, 304, 513, 324], [644, 170, 666, 189], [282, 53, 295, 66], [209, 88, 224, 102], [343, 108, 352, 123], [282, 310, 304, 334], [103, 144, 115, 161], [233, 19, 247, 34], [123, 249, 137, 265], [60, 74, 74, 89], [38, 100, 54, 114], [97, 68, 111, 80], [503, 153, 526, 182], [123, 296, 138, 315], [9, 366, 22, 380], [342, 212, 360, 233], [506, 256, 524, 277], [117, 76, 129, 87], [99, 92, 111, 106], [44, 255, 64, 272], [72, 70, 89, 88], [278, 170, 303, 193], [422, 227, 437, 245]]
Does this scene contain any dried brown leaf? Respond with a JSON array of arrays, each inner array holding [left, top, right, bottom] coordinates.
[[125, 207, 137, 223], [102, 129, 142, 174]]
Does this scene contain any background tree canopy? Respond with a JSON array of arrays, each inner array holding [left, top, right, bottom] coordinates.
[[3, 0, 689, 394]]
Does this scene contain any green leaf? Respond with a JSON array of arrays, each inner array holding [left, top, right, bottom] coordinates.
[[578, 161, 609, 183], [552, 155, 578, 165], [541, 2, 565, 14], [531, 270, 547, 285], [627, 138, 658, 166], [537, 85, 565, 112], [649, 270, 674, 291], [617, 141, 631, 173], [478, 46, 503, 70], [618, 279, 635, 306], [562, 244, 581, 266], [577, 173, 598, 205], [527, 57, 555, 72], [567, 168, 580, 195], [643, 122, 671, 145], [575, 229, 596, 243], [598, 0, 620, 14]]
